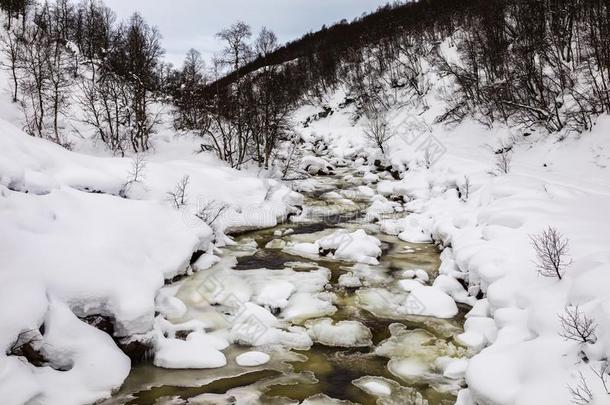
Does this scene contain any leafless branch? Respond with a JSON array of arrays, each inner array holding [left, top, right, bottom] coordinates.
[[531, 226, 571, 280]]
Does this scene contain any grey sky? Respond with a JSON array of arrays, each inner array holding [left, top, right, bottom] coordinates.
[[103, 0, 393, 68]]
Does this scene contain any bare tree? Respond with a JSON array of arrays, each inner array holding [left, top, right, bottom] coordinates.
[[167, 175, 190, 209], [19, 20, 53, 139], [255, 26, 277, 59], [559, 305, 597, 344], [363, 109, 393, 155], [78, 70, 130, 155], [216, 21, 252, 71], [112, 13, 164, 152], [0, 29, 22, 102], [530, 226, 571, 280], [46, 33, 73, 144], [175, 48, 206, 130]]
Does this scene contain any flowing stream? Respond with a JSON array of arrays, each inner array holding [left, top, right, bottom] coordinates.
[[105, 167, 468, 405]]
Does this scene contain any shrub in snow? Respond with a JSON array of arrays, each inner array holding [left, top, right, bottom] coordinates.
[[559, 305, 597, 344], [459, 175, 471, 202], [127, 154, 147, 184], [167, 175, 190, 209], [494, 148, 512, 175], [568, 363, 610, 405], [530, 226, 571, 280], [196, 200, 229, 228], [568, 372, 594, 405]]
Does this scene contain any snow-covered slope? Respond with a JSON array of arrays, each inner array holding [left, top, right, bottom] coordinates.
[[296, 79, 610, 404], [0, 112, 299, 404]]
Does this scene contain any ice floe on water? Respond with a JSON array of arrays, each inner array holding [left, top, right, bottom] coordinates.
[[286, 229, 382, 265], [375, 324, 468, 388], [305, 317, 373, 347]]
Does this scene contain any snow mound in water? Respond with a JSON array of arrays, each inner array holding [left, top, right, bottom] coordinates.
[[280, 292, 337, 322], [154, 333, 227, 369], [317, 229, 382, 264], [301, 394, 354, 404], [287, 230, 382, 265], [376, 324, 467, 385], [300, 156, 334, 175], [338, 272, 362, 288], [235, 351, 270, 367], [254, 280, 295, 309], [306, 318, 373, 347], [353, 376, 428, 404], [407, 285, 458, 319]]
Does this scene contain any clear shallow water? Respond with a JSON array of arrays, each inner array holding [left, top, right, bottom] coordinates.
[[105, 169, 467, 405]]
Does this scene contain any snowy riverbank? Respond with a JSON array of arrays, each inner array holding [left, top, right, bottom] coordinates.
[[297, 89, 610, 405], [0, 116, 301, 404]]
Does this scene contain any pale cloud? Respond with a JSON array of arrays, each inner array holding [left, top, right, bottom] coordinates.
[[103, 0, 392, 67]]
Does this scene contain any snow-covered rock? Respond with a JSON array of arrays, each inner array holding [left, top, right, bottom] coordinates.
[[300, 156, 334, 175]]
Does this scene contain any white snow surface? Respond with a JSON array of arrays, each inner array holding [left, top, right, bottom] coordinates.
[[0, 104, 298, 402], [295, 79, 610, 405]]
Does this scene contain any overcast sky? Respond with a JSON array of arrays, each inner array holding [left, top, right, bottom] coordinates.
[[103, 0, 393, 68]]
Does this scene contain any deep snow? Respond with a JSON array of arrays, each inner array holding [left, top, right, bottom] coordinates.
[[295, 76, 610, 404], [0, 111, 300, 403]]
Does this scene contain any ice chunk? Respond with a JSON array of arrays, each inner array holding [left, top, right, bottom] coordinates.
[[306, 318, 372, 347]]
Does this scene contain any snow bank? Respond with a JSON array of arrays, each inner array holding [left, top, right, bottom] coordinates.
[[0, 108, 299, 403], [1, 299, 131, 405]]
